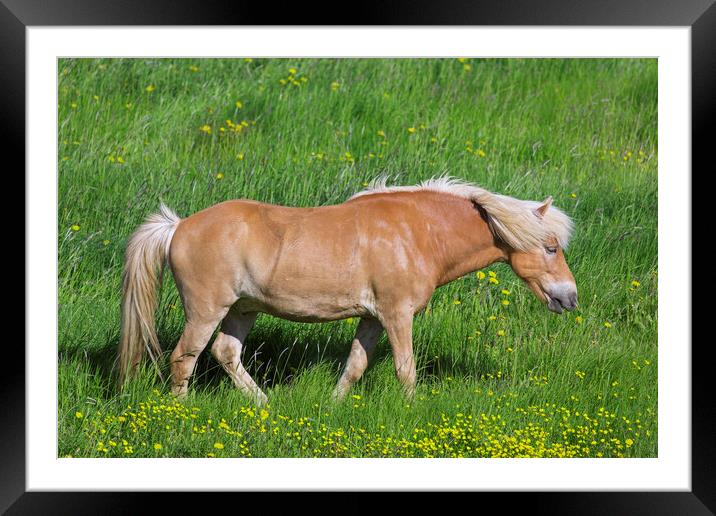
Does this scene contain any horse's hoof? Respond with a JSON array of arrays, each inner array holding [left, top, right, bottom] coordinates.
[[331, 388, 347, 402], [171, 386, 188, 398]]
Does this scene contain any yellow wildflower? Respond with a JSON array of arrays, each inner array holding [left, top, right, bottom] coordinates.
[[476, 271, 486, 280], [214, 442, 224, 450], [153, 443, 162, 450], [71, 224, 80, 232], [575, 315, 584, 324], [145, 84, 156, 93], [407, 127, 416, 134], [199, 124, 212, 134], [235, 100, 243, 109], [216, 172, 224, 180], [75, 411, 83, 419]]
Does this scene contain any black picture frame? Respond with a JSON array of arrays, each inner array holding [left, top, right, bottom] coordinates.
[[6, 0, 708, 513]]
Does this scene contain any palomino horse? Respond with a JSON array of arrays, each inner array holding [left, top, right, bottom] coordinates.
[[118, 177, 576, 404]]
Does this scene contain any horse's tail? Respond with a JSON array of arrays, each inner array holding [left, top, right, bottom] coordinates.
[[118, 203, 181, 387]]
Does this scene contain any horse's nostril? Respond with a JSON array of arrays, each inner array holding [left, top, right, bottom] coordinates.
[[545, 284, 577, 312]]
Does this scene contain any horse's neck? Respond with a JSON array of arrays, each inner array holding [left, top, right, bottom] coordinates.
[[424, 195, 508, 286]]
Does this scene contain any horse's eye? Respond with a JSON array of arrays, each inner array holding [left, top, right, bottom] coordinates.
[[545, 246, 557, 255]]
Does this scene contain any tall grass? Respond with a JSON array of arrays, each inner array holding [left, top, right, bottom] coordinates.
[[58, 58, 657, 458]]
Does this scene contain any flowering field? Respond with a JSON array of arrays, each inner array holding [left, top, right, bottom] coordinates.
[[58, 58, 657, 458]]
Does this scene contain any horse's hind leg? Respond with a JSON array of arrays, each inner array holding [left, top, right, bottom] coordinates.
[[170, 307, 229, 397], [211, 309, 268, 405], [332, 318, 383, 401]]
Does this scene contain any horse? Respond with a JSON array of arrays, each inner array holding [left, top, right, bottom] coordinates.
[[118, 177, 576, 404]]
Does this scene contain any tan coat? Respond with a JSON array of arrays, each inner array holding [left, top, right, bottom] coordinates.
[[118, 181, 576, 404]]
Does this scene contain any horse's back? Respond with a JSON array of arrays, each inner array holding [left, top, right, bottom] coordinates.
[[168, 199, 371, 319], [168, 194, 445, 320]]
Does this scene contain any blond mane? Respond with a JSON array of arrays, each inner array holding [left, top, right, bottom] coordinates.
[[350, 176, 574, 251]]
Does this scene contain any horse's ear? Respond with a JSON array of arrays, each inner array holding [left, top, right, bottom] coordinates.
[[533, 196, 553, 218]]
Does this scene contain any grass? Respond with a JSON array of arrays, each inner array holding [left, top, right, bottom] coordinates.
[[58, 58, 657, 458]]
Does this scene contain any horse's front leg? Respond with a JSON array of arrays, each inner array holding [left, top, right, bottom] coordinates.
[[381, 309, 417, 398], [332, 317, 383, 400]]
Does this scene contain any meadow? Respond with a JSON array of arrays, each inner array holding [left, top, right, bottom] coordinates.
[[58, 58, 657, 458]]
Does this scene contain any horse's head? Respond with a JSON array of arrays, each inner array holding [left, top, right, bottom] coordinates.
[[505, 197, 577, 314]]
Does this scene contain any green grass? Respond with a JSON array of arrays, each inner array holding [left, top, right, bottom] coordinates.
[[58, 58, 657, 458]]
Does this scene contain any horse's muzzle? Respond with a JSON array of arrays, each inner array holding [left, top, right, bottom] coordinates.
[[545, 284, 578, 314]]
